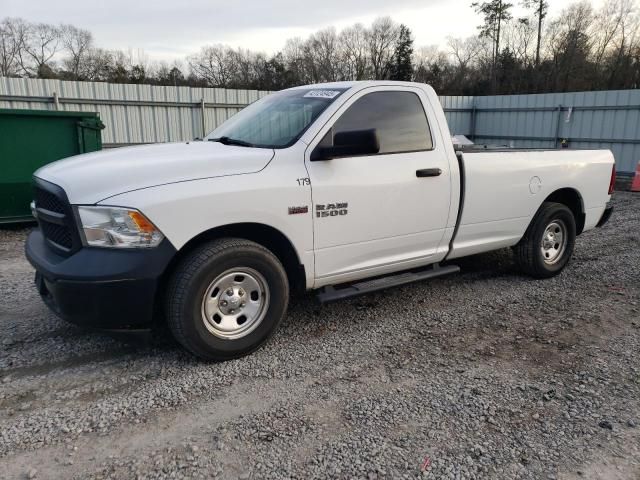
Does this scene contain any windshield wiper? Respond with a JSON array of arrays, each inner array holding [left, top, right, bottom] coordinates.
[[208, 136, 255, 147]]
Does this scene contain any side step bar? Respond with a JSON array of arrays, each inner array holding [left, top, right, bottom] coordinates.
[[316, 264, 460, 304]]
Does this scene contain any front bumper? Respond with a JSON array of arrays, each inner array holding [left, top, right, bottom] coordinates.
[[25, 229, 176, 330], [596, 203, 614, 228]]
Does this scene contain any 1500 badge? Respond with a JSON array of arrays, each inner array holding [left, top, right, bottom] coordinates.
[[316, 203, 348, 218]]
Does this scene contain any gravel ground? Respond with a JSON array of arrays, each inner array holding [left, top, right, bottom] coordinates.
[[0, 192, 638, 480]]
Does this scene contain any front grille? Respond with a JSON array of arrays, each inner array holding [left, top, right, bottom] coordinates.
[[40, 221, 73, 249], [35, 188, 66, 214], [33, 180, 78, 254]]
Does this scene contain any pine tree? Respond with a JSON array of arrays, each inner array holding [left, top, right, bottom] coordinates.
[[389, 25, 414, 81], [522, 0, 548, 67], [472, 0, 513, 91]]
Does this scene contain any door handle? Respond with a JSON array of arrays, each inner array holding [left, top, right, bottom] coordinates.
[[416, 168, 442, 178]]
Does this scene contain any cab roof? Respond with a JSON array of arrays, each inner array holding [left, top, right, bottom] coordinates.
[[286, 80, 431, 93]]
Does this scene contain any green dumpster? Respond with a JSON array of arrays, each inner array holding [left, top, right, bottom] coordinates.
[[0, 109, 104, 223]]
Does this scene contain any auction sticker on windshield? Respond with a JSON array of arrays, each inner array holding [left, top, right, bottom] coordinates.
[[304, 90, 341, 99]]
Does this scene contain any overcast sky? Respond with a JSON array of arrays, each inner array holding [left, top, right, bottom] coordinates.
[[3, 0, 598, 63]]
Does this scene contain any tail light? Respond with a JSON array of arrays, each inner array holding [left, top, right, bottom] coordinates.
[[608, 164, 616, 195]]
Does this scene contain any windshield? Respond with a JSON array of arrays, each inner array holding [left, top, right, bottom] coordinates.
[[206, 88, 347, 148]]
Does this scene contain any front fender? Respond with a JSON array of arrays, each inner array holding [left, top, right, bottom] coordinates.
[[101, 165, 315, 288]]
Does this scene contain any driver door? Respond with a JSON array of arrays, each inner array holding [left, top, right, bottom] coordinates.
[[305, 87, 451, 286]]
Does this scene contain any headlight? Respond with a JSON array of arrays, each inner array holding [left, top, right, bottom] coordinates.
[[77, 206, 164, 248]]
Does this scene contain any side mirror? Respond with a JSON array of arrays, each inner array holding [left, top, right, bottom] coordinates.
[[310, 129, 380, 161]]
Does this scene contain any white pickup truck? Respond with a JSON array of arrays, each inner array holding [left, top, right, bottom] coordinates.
[[26, 81, 615, 360]]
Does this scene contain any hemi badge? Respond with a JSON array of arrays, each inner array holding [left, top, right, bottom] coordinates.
[[288, 206, 308, 215]]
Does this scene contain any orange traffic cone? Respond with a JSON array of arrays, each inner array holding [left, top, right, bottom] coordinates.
[[632, 162, 640, 192]]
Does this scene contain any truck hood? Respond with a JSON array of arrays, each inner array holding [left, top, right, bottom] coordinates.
[[34, 142, 275, 204]]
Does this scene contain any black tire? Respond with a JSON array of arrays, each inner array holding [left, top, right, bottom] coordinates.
[[514, 202, 576, 279], [166, 238, 289, 360]]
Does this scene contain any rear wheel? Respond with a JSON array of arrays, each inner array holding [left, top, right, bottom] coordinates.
[[166, 238, 289, 360], [514, 202, 576, 278]]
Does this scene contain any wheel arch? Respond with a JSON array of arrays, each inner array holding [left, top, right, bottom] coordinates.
[[542, 188, 585, 235], [161, 223, 306, 296]]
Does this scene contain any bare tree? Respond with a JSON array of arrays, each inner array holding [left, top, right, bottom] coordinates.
[[591, 0, 638, 64], [153, 61, 186, 86], [79, 48, 115, 81], [412, 45, 451, 90], [446, 36, 485, 92], [544, 1, 596, 91], [188, 44, 236, 86], [414, 45, 446, 67], [545, 1, 595, 59], [60, 24, 93, 79], [306, 27, 341, 82], [367, 17, 399, 79], [341, 23, 369, 80], [448, 36, 483, 70], [282, 37, 309, 84], [228, 48, 261, 87], [503, 17, 537, 64], [595, 0, 640, 87], [19, 22, 60, 76], [0, 18, 28, 76], [3, 9, 640, 94]]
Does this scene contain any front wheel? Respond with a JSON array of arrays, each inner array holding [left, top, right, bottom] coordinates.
[[514, 202, 576, 278], [166, 238, 289, 360]]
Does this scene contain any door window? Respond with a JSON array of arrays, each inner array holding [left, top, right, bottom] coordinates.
[[321, 91, 433, 154]]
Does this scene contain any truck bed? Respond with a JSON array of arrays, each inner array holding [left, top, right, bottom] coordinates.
[[447, 148, 614, 259]]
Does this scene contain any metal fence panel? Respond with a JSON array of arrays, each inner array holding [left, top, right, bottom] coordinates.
[[439, 95, 475, 138], [0, 77, 269, 146], [1, 78, 638, 173], [462, 89, 640, 173]]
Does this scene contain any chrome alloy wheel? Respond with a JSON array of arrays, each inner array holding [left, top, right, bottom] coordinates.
[[201, 268, 270, 340], [540, 220, 567, 265]]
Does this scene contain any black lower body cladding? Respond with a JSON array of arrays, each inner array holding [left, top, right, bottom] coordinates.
[[25, 229, 176, 330]]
